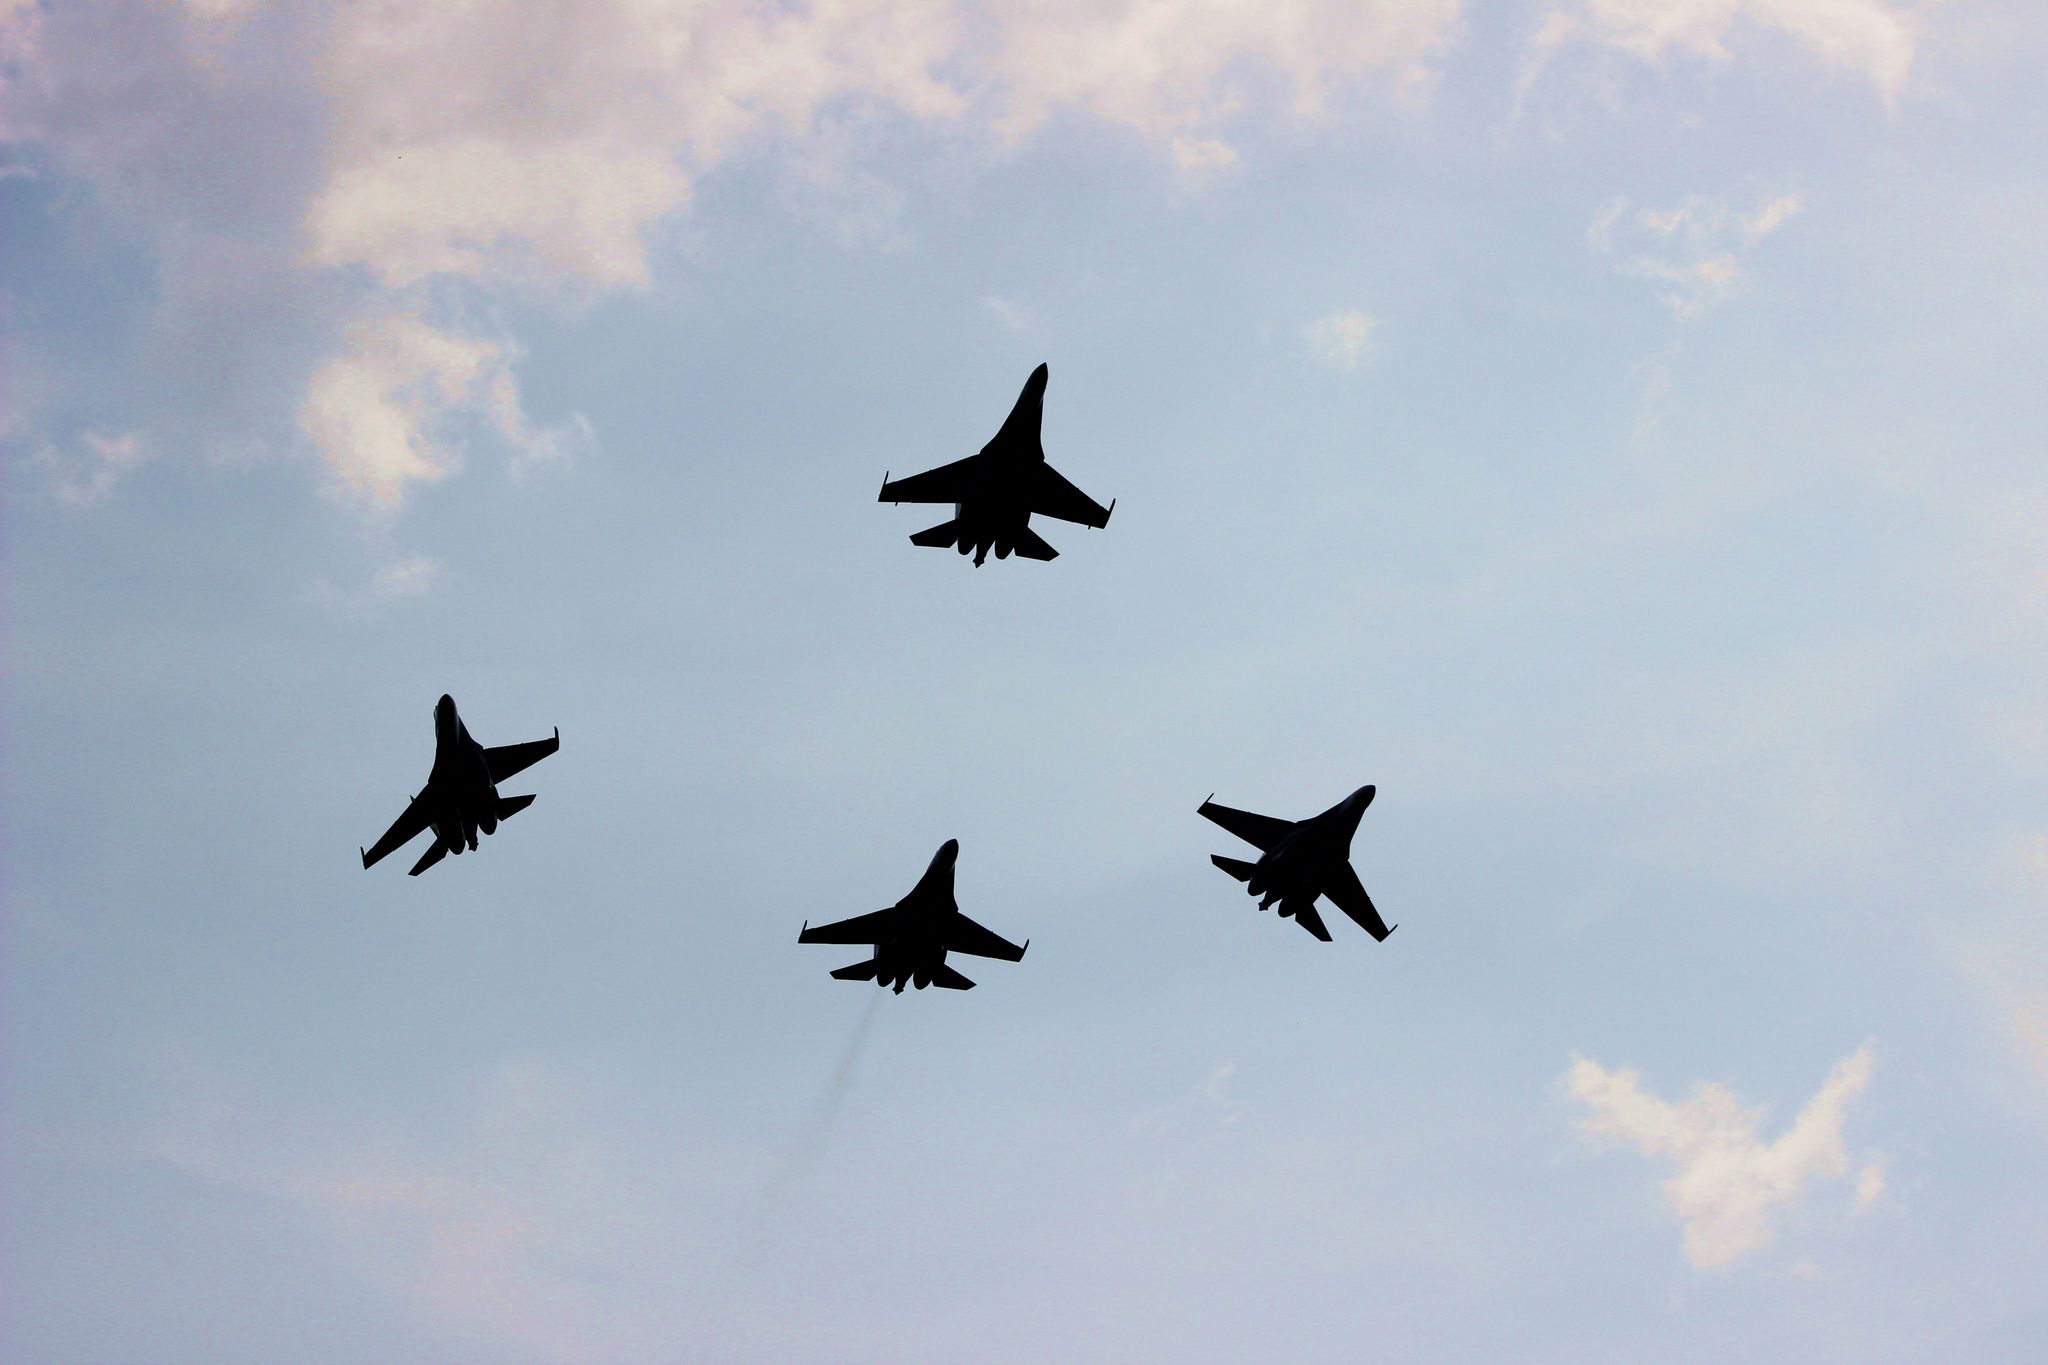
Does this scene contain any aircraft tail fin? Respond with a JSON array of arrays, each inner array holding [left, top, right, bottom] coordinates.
[[909, 519, 960, 548], [1010, 527, 1057, 561], [930, 963, 976, 990], [496, 793, 536, 821], [407, 840, 449, 876], [830, 959, 880, 981], [1210, 854, 1258, 883]]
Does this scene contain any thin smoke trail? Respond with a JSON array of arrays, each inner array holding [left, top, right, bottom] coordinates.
[[768, 990, 886, 1198]]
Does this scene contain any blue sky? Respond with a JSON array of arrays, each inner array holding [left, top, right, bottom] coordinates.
[[7, 2, 2048, 1360]]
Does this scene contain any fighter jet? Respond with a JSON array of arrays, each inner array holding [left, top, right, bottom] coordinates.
[[359, 694, 559, 876], [1198, 785, 1395, 942], [878, 362, 1113, 566], [799, 840, 1028, 992]]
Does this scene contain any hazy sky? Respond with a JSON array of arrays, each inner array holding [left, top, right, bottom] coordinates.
[[7, 2, 2048, 1361]]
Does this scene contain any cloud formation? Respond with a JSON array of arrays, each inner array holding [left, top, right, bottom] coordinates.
[[297, 311, 584, 510], [4, 0, 1465, 521], [1565, 1043, 1883, 1269], [1589, 191, 1803, 318], [988, 0, 1460, 173], [1301, 308, 1377, 370], [24, 429, 150, 505], [1523, 0, 1920, 106]]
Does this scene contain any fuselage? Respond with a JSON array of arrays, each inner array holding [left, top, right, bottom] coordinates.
[[426, 694, 499, 853], [950, 365, 1048, 565], [867, 839, 960, 992], [1245, 785, 1376, 917]]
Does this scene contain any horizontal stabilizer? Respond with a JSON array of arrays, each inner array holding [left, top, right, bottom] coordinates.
[[1290, 902, 1332, 942], [496, 792, 536, 820], [1210, 854, 1258, 883], [930, 963, 975, 990], [408, 840, 449, 877], [1010, 527, 1057, 561], [909, 519, 960, 548], [830, 959, 880, 981]]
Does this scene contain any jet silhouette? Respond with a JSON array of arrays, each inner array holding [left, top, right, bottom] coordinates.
[[360, 695, 559, 876], [878, 362, 1114, 566], [799, 840, 1029, 991], [1198, 785, 1395, 942]]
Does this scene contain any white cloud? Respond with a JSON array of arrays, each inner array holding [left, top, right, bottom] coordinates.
[[5, 0, 1466, 520], [370, 554, 439, 599], [308, 142, 691, 291], [1565, 1042, 1881, 1269], [297, 311, 585, 510], [26, 430, 150, 505], [989, 0, 1460, 163], [983, 293, 1047, 336], [308, 553, 444, 616], [1302, 308, 1377, 370], [301, 1, 1461, 292], [1591, 191, 1803, 319], [1, 0, 1468, 541], [1523, 0, 1919, 106]]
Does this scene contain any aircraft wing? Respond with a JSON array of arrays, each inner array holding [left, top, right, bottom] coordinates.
[[1291, 903, 1333, 941], [1197, 798, 1292, 852], [484, 729, 559, 784], [1323, 864, 1394, 941], [1031, 463, 1112, 528], [362, 793, 433, 869], [945, 912, 1027, 962], [798, 908, 899, 945], [879, 456, 979, 505]]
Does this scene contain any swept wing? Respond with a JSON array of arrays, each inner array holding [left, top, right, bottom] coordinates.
[[1323, 864, 1395, 941], [1197, 797, 1293, 853], [945, 912, 1028, 962], [879, 456, 981, 506], [1031, 463, 1113, 528], [362, 794, 433, 869], [484, 729, 559, 784], [799, 908, 900, 945]]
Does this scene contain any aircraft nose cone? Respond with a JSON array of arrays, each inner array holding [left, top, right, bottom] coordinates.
[[437, 693, 456, 713], [938, 838, 961, 862], [1028, 362, 1048, 387]]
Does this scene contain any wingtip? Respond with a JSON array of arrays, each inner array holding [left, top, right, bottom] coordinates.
[[878, 471, 891, 503], [359, 847, 369, 868], [1102, 497, 1115, 527]]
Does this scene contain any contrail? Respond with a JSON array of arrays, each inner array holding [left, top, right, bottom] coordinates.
[[767, 991, 886, 1199]]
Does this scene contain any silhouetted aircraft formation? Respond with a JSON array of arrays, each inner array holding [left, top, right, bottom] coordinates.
[[357, 363, 1403, 987], [879, 363, 1114, 566], [1200, 785, 1394, 942], [798, 840, 1029, 992], [360, 694, 558, 876]]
